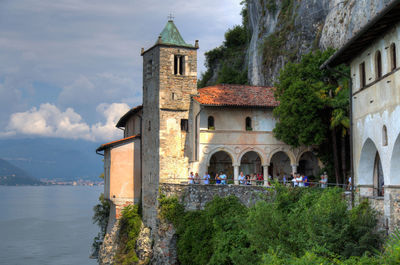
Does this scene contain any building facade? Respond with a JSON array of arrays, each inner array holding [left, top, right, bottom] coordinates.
[[97, 20, 320, 229], [323, 0, 400, 231]]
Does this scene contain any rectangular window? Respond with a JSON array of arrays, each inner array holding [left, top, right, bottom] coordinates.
[[147, 60, 152, 78], [181, 119, 188, 132], [359, 62, 366, 88], [174, 56, 178, 75], [174, 55, 184, 76]]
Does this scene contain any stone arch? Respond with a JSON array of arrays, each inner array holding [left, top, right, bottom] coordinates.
[[268, 150, 293, 179], [239, 151, 263, 176], [207, 146, 236, 167], [297, 151, 320, 178], [358, 138, 379, 185], [267, 148, 296, 165], [390, 133, 400, 184], [208, 150, 234, 181], [238, 147, 266, 166]]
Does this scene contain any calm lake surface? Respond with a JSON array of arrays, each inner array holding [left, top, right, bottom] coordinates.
[[0, 185, 102, 265]]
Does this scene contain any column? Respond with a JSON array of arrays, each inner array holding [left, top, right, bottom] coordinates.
[[291, 164, 298, 176], [263, 164, 269, 186], [233, 164, 239, 185]]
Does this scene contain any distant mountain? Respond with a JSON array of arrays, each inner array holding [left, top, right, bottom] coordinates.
[[0, 138, 103, 181], [0, 158, 41, 185]]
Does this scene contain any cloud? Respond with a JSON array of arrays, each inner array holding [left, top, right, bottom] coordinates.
[[0, 0, 242, 140], [91, 103, 131, 141], [2, 103, 130, 142]]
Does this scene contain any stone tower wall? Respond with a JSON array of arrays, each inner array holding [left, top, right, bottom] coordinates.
[[141, 47, 161, 228], [158, 46, 197, 183], [141, 45, 197, 229]]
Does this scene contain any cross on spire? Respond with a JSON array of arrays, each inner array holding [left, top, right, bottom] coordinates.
[[168, 13, 175, 21]]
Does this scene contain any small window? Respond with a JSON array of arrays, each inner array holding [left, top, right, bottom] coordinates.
[[181, 119, 188, 132], [171, 92, 175, 100], [359, 62, 366, 88], [174, 55, 184, 75], [383, 125, 388, 146], [148, 121, 151, 131], [245, 117, 252, 131], [147, 60, 152, 78], [390, 43, 397, 70], [375, 50, 382, 79], [208, 116, 214, 130]]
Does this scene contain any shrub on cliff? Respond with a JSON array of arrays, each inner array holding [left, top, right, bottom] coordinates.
[[246, 185, 383, 260], [176, 196, 258, 265], [91, 193, 110, 257], [114, 205, 142, 265], [160, 185, 384, 264]]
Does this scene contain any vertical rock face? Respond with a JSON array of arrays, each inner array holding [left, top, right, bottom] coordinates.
[[247, 0, 393, 86]]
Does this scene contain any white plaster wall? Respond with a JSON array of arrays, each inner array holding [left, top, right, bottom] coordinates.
[[199, 108, 276, 131], [351, 22, 400, 187]]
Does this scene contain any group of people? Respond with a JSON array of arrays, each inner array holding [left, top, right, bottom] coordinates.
[[187, 170, 331, 188], [188, 171, 227, 185], [238, 172, 265, 185], [291, 173, 310, 187]]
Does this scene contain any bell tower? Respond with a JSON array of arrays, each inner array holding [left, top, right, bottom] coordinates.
[[140, 19, 198, 228]]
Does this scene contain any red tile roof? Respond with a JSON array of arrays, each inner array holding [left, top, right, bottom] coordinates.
[[96, 134, 140, 152], [193, 84, 279, 107]]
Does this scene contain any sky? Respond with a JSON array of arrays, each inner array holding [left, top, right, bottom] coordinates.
[[0, 0, 243, 143]]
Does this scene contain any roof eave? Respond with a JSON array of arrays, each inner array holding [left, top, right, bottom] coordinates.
[[321, 0, 400, 69], [141, 43, 198, 56]]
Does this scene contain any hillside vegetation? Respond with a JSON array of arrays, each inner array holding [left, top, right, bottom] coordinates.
[[159, 185, 397, 264]]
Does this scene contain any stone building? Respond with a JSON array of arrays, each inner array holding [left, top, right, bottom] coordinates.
[[322, 0, 400, 231], [96, 20, 320, 229]]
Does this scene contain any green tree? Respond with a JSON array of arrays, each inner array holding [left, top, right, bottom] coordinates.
[[198, 2, 249, 88], [273, 49, 350, 184]]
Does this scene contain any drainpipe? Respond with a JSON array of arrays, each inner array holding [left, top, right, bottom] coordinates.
[[326, 65, 354, 207]]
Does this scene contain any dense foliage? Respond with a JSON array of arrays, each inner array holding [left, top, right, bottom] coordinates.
[[91, 193, 110, 257], [160, 185, 386, 264], [273, 49, 350, 183], [198, 2, 249, 87], [114, 205, 142, 265]]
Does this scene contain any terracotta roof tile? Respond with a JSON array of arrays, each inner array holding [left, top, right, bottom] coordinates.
[[193, 84, 279, 107], [96, 134, 140, 152]]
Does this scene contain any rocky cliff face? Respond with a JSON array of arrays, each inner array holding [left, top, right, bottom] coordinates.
[[247, 0, 393, 86]]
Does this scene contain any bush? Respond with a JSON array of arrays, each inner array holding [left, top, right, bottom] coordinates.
[[114, 205, 142, 265], [160, 186, 384, 264], [91, 193, 110, 257]]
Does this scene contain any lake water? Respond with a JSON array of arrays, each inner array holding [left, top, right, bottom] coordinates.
[[0, 186, 103, 265]]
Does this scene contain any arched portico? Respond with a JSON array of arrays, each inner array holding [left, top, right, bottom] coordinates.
[[358, 138, 379, 186], [239, 151, 263, 176], [297, 151, 320, 178], [390, 133, 400, 184], [269, 151, 292, 180], [208, 151, 234, 181]]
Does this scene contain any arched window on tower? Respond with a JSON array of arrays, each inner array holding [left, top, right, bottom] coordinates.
[[375, 50, 382, 79], [174, 55, 184, 75], [208, 116, 214, 130], [390, 43, 397, 71], [246, 117, 252, 131], [383, 125, 388, 146]]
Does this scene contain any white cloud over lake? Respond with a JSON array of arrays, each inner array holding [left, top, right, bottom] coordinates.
[[2, 103, 130, 142], [0, 0, 242, 142]]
